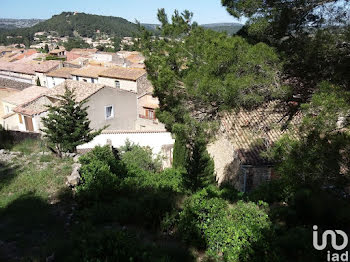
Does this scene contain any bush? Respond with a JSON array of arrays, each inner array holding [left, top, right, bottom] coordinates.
[[77, 146, 124, 201], [0, 125, 13, 149], [119, 140, 162, 172], [79, 145, 126, 175], [178, 187, 271, 261], [68, 229, 192, 262]]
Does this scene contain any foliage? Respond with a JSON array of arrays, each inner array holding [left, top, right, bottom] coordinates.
[[222, 0, 350, 88], [119, 139, 162, 172], [45, 55, 66, 61], [139, 9, 286, 190], [173, 135, 188, 170], [70, 229, 191, 262], [267, 82, 350, 189], [178, 187, 271, 261], [41, 86, 104, 156], [0, 125, 13, 149], [0, 12, 143, 46], [63, 37, 90, 51]]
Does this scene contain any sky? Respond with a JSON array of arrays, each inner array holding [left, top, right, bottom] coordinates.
[[0, 0, 245, 25]]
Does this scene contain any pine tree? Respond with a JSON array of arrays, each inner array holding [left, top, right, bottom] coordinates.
[[41, 85, 104, 157], [36, 78, 41, 86]]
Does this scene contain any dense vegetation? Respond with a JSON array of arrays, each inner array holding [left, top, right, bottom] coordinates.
[[0, 12, 141, 46]]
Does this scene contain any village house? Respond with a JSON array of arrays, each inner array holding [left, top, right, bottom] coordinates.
[[48, 48, 66, 57], [98, 66, 148, 93], [71, 66, 106, 84], [207, 101, 302, 192], [2, 86, 48, 130], [13, 80, 138, 132], [0, 78, 32, 124], [89, 51, 118, 64], [45, 67, 76, 88], [34, 60, 62, 87], [0, 61, 60, 85]]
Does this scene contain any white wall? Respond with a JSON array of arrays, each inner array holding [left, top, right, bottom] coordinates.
[[0, 72, 34, 84], [47, 76, 66, 88], [77, 131, 174, 156], [98, 77, 137, 93]]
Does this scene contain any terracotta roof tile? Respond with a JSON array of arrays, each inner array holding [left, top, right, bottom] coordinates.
[[44, 80, 105, 103], [3, 86, 48, 105], [99, 66, 146, 81], [0, 78, 32, 91], [71, 66, 107, 78], [46, 67, 75, 79]]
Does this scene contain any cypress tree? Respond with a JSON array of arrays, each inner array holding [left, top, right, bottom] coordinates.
[[41, 85, 105, 157]]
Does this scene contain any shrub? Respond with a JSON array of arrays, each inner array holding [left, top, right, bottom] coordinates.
[[77, 146, 123, 201], [119, 139, 162, 172], [0, 125, 13, 149], [79, 145, 126, 175], [178, 188, 271, 261]]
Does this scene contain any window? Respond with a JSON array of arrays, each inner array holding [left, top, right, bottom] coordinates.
[[76, 76, 79, 81], [83, 79, 87, 83], [115, 80, 120, 88], [91, 78, 95, 83], [145, 108, 156, 120], [105, 105, 114, 119]]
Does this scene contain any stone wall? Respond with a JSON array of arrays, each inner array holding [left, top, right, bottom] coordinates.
[[8, 130, 40, 143]]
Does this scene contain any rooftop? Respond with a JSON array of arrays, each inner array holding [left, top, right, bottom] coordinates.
[[0, 78, 32, 91], [71, 66, 107, 78], [219, 101, 302, 166], [46, 67, 76, 79], [14, 80, 106, 116], [44, 79, 105, 102], [3, 85, 48, 106], [99, 66, 146, 81]]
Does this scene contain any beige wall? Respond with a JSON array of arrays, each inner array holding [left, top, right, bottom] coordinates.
[[86, 87, 137, 131], [0, 88, 20, 122], [98, 77, 138, 93], [3, 113, 20, 130]]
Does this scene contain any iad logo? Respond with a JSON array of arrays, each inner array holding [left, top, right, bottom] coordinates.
[[313, 225, 349, 261]]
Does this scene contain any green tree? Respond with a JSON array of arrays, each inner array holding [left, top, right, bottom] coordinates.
[[36, 78, 41, 86], [44, 44, 49, 53], [41, 85, 104, 157], [138, 9, 285, 190], [222, 0, 350, 89]]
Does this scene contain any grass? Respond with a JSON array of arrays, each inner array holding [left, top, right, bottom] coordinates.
[[0, 139, 73, 261], [11, 138, 48, 155]]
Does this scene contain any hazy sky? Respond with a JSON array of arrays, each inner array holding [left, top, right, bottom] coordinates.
[[0, 0, 245, 24]]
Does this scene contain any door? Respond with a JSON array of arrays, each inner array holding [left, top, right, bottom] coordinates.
[[24, 116, 34, 132]]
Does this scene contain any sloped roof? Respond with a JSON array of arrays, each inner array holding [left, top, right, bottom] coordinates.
[[14, 80, 106, 116], [3, 86, 48, 105], [34, 61, 61, 73], [44, 80, 105, 102], [0, 78, 32, 91], [219, 101, 302, 166], [99, 66, 146, 81], [0, 61, 60, 74], [13, 95, 55, 116], [46, 67, 75, 79], [71, 66, 107, 78]]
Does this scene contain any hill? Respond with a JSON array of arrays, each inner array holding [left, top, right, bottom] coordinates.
[[142, 22, 243, 35], [0, 12, 141, 45], [0, 18, 44, 30], [201, 23, 243, 34]]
